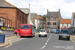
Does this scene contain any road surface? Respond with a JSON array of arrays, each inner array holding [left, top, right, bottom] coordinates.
[[0, 33, 75, 50]]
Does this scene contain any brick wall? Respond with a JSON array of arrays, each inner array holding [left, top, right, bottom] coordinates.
[[0, 7, 27, 29]]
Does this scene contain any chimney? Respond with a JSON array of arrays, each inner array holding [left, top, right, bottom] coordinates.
[[59, 9, 60, 12]]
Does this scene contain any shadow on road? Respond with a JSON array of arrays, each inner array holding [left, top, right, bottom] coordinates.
[[20, 36, 33, 38], [59, 38, 70, 41]]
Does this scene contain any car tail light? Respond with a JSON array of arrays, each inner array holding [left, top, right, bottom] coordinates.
[[45, 32, 47, 33], [39, 32, 40, 33]]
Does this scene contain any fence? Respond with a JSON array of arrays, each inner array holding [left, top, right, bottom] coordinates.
[[1, 30, 15, 37]]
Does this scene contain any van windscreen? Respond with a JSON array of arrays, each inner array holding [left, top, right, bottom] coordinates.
[[20, 25, 30, 29]]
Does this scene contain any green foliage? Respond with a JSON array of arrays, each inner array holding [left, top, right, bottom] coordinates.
[[42, 16, 46, 21]]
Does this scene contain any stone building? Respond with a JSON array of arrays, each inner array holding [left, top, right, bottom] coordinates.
[[46, 9, 62, 31]]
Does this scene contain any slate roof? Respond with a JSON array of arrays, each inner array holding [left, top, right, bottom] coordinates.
[[47, 12, 58, 17], [19, 8, 29, 14], [0, 0, 16, 7], [61, 19, 71, 24]]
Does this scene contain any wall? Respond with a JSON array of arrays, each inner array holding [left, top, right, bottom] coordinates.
[[60, 23, 71, 29], [0, 8, 16, 28], [0, 8, 28, 29]]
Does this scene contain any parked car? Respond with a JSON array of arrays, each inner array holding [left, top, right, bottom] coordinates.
[[58, 29, 70, 40], [51, 30, 55, 33], [39, 29, 47, 37], [55, 29, 60, 34]]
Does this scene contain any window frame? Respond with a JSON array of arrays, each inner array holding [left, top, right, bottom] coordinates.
[[53, 22, 56, 25]]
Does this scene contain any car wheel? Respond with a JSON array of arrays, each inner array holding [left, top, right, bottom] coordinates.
[[68, 38, 70, 41], [45, 35, 47, 37], [59, 37, 61, 40], [39, 35, 41, 37]]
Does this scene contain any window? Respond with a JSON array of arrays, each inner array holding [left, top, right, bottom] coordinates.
[[20, 25, 30, 29], [47, 22, 51, 25], [67, 24, 68, 27], [20, 16, 21, 22], [17, 11, 19, 16], [60, 30, 68, 34], [22, 17, 24, 24], [53, 18, 56, 21], [53, 22, 56, 25], [62, 24, 63, 27], [48, 18, 50, 21], [40, 30, 45, 32], [48, 18, 52, 21]]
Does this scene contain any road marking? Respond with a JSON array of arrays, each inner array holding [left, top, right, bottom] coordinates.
[[41, 34, 52, 49], [4, 40, 12, 48]]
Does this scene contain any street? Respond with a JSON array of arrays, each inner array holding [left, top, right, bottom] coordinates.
[[0, 33, 75, 50]]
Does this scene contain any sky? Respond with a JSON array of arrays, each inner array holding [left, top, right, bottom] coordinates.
[[6, 0, 75, 19]]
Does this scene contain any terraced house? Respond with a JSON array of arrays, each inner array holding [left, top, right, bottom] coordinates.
[[46, 9, 62, 31]]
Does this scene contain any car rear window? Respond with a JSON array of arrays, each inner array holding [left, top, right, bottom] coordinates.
[[60, 30, 68, 34], [40, 30, 45, 32], [20, 25, 30, 29]]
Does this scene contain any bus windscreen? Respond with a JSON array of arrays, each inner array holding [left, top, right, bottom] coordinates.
[[20, 25, 30, 29]]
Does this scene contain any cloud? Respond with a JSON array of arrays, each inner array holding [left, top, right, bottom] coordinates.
[[6, 0, 75, 19]]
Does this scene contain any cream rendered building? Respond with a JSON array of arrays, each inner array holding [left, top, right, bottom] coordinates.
[[60, 19, 71, 30]]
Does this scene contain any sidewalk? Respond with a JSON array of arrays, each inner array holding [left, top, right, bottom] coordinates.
[[0, 32, 39, 48], [70, 35, 75, 42], [0, 35, 20, 48]]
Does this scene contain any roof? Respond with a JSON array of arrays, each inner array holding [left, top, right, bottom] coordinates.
[[61, 19, 71, 24], [0, 0, 16, 7], [35, 17, 38, 19], [47, 12, 58, 17], [19, 8, 29, 14], [37, 15, 43, 20]]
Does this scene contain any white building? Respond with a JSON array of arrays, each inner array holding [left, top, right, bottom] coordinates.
[[60, 19, 71, 30], [35, 17, 40, 29], [71, 12, 75, 26]]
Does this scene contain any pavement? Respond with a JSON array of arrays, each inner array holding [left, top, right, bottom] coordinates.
[[0, 33, 75, 50], [0, 35, 20, 48], [70, 35, 75, 42], [0, 32, 39, 48]]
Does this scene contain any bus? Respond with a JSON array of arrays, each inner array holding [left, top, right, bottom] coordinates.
[[19, 24, 35, 37]]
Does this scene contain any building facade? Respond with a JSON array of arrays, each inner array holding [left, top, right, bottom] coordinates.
[[71, 12, 75, 27], [60, 19, 71, 30], [37, 15, 44, 29], [46, 9, 62, 31], [0, 0, 28, 29]]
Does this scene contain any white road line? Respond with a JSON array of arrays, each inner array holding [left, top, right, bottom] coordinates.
[[41, 34, 52, 49]]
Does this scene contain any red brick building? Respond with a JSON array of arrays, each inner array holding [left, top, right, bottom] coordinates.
[[0, 0, 28, 29]]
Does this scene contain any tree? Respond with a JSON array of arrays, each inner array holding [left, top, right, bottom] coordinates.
[[42, 15, 46, 21]]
